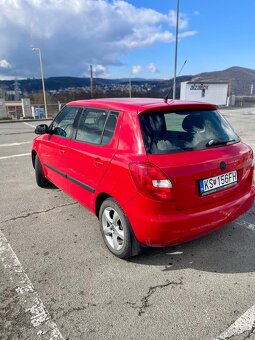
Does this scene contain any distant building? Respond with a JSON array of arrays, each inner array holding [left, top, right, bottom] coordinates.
[[180, 81, 229, 106], [0, 98, 7, 119], [0, 98, 32, 119]]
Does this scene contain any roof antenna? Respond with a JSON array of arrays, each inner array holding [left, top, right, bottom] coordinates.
[[164, 59, 187, 103], [164, 86, 172, 103]]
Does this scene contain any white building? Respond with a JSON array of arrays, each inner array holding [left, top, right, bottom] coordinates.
[[180, 81, 229, 106]]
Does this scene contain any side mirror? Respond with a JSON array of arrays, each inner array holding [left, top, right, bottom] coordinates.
[[35, 124, 49, 135], [52, 127, 67, 137]]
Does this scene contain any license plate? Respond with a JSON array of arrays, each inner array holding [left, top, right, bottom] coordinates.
[[199, 170, 238, 196]]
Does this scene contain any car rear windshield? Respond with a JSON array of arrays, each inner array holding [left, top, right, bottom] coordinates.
[[139, 110, 239, 154]]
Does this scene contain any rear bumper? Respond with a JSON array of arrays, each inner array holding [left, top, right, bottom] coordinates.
[[124, 186, 255, 247]]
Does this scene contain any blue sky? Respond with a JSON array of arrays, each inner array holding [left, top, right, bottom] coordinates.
[[0, 0, 254, 80]]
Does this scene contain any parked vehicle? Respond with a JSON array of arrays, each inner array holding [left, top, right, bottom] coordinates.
[[32, 98, 255, 258]]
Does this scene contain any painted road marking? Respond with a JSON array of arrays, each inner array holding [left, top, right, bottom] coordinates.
[[0, 153, 30, 160], [236, 220, 255, 231], [214, 305, 255, 339], [0, 229, 64, 339], [214, 219, 255, 339], [0, 141, 31, 147], [23, 122, 36, 128]]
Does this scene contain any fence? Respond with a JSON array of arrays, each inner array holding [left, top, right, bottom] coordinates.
[[234, 96, 255, 107], [31, 103, 61, 119]]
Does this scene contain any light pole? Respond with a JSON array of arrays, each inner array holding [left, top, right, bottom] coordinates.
[[32, 47, 48, 118], [173, 0, 180, 100]]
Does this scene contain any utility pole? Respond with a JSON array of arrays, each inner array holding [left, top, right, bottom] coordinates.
[[228, 79, 234, 97], [250, 82, 254, 96], [90, 65, 94, 98], [173, 0, 180, 100], [129, 78, 132, 98]]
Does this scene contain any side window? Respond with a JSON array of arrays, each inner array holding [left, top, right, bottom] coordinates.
[[51, 106, 80, 138], [102, 111, 119, 144], [75, 109, 119, 145]]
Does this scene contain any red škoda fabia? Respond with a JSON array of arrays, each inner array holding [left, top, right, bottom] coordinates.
[[32, 98, 255, 258]]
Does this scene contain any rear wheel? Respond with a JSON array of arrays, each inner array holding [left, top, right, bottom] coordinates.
[[99, 198, 141, 259], [35, 155, 52, 188]]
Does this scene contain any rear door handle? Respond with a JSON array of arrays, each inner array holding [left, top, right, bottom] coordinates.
[[94, 158, 104, 167], [60, 147, 66, 154]]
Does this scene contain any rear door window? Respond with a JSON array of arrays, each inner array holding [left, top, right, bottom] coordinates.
[[139, 110, 239, 154], [75, 108, 119, 145]]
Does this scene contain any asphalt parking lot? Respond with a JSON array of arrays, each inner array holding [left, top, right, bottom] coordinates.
[[0, 107, 255, 340]]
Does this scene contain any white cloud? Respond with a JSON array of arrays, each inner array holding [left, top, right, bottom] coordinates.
[[0, 0, 196, 77], [0, 59, 11, 68], [132, 65, 142, 75], [167, 10, 188, 30], [179, 31, 198, 38], [147, 63, 159, 74], [93, 65, 111, 78], [194, 10, 200, 16], [0, 74, 24, 80]]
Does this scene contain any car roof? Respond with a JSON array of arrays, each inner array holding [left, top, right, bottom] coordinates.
[[68, 98, 218, 114]]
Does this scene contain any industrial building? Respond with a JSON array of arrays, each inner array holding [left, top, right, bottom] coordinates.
[[0, 82, 33, 119], [180, 81, 229, 106], [0, 98, 32, 119]]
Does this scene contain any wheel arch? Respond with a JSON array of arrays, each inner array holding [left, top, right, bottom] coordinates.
[[95, 193, 111, 218], [97, 195, 141, 258], [31, 150, 37, 168]]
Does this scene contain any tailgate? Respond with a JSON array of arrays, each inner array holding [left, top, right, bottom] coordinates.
[[148, 142, 253, 210]]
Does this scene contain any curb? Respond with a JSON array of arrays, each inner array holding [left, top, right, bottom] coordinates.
[[0, 118, 52, 124]]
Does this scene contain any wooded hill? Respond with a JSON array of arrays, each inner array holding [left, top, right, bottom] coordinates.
[[1, 66, 254, 96]]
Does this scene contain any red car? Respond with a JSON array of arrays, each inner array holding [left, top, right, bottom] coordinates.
[[32, 98, 255, 258]]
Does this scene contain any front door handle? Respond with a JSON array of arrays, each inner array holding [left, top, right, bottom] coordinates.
[[60, 148, 66, 154], [94, 158, 104, 167]]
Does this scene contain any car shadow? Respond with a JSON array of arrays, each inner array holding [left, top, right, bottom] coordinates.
[[129, 214, 255, 274]]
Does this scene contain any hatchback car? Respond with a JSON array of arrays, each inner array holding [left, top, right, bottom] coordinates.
[[32, 98, 255, 258]]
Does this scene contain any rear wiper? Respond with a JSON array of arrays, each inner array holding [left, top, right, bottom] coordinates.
[[206, 139, 236, 147]]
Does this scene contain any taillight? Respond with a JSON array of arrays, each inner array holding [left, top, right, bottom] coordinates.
[[249, 151, 255, 185], [129, 162, 173, 201], [252, 155, 255, 185]]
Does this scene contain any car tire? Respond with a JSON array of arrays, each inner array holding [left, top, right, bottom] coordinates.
[[35, 155, 52, 188], [99, 198, 141, 259]]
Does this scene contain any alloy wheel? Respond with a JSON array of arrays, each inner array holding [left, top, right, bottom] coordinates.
[[101, 207, 124, 251]]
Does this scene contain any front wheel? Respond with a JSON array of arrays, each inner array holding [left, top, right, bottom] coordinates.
[[99, 198, 141, 259], [35, 155, 52, 188]]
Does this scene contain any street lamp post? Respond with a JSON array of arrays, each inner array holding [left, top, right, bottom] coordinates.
[[32, 47, 48, 118], [173, 0, 180, 100]]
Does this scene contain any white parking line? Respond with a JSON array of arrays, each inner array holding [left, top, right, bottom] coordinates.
[[236, 220, 255, 231], [214, 305, 255, 339], [24, 122, 36, 128], [0, 229, 64, 339], [0, 141, 31, 147], [0, 153, 30, 160], [214, 219, 255, 339]]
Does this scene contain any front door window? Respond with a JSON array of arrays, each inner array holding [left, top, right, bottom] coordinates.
[[51, 106, 80, 138]]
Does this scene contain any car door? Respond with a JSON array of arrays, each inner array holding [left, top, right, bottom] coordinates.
[[39, 105, 81, 192], [65, 107, 121, 211]]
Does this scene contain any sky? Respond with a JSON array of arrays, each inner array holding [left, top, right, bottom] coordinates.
[[0, 0, 254, 80]]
